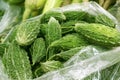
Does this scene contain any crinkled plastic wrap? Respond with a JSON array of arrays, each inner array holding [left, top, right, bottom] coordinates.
[[108, 0, 120, 23], [0, 0, 22, 33], [1, 1, 120, 80], [33, 2, 120, 80], [34, 46, 120, 80]]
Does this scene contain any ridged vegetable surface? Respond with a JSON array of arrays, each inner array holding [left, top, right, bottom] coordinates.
[[48, 33, 88, 50], [16, 20, 40, 46], [2, 41, 32, 80], [75, 23, 120, 47], [31, 38, 46, 65]]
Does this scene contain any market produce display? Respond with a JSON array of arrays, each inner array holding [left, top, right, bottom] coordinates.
[[0, 0, 120, 80]]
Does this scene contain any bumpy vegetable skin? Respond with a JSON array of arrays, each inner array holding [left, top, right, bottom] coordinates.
[[75, 23, 120, 47], [2, 42, 32, 80]]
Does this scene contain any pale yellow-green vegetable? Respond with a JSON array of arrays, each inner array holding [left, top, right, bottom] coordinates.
[[43, 0, 63, 13], [22, 0, 46, 21]]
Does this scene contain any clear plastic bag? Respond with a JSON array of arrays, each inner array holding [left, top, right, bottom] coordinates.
[[1, 1, 120, 80], [33, 2, 120, 80], [34, 46, 120, 80], [0, 0, 22, 33]]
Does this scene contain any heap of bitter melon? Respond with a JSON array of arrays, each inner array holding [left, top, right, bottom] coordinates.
[[1, 4, 120, 80]]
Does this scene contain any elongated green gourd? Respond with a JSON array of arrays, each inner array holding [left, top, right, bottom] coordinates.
[[59, 5, 87, 21], [2, 41, 32, 80], [40, 10, 66, 23], [45, 17, 62, 46], [16, 20, 40, 46], [75, 23, 120, 47], [40, 60, 63, 73], [31, 38, 46, 65], [48, 33, 88, 51], [63, 10, 87, 21], [45, 17, 62, 58], [49, 47, 84, 61]]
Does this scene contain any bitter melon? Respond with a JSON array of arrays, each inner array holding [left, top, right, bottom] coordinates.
[[48, 33, 88, 51], [40, 9, 66, 23], [45, 17, 62, 46], [30, 38, 46, 65], [2, 41, 32, 80], [16, 19, 40, 46], [75, 23, 120, 47]]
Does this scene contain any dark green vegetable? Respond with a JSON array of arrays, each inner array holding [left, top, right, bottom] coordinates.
[[63, 10, 87, 21], [31, 38, 46, 65], [48, 33, 88, 51], [61, 20, 86, 34], [45, 17, 62, 58], [40, 60, 63, 73], [40, 24, 47, 35], [40, 10, 66, 23], [75, 23, 120, 47], [2, 41, 32, 80], [16, 20, 40, 46], [45, 17, 62, 46], [49, 47, 84, 61], [33, 67, 44, 78]]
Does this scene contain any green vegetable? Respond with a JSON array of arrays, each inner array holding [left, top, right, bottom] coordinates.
[[75, 23, 120, 47], [63, 10, 87, 21], [2, 41, 32, 80], [45, 17, 62, 46], [0, 43, 8, 57], [16, 20, 40, 46], [23, 0, 46, 20], [31, 38, 46, 65], [45, 17, 62, 58], [48, 33, 88, 51], [40, 24, 47, 35], [95, 14, 115, 28], [61, 20, 86, 34], [40, 60, 63, 73], [40, 10, 66, 23], [43, 0, 63, 13], [33, 67, 44, 78], [49, 47, 84, 62]]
